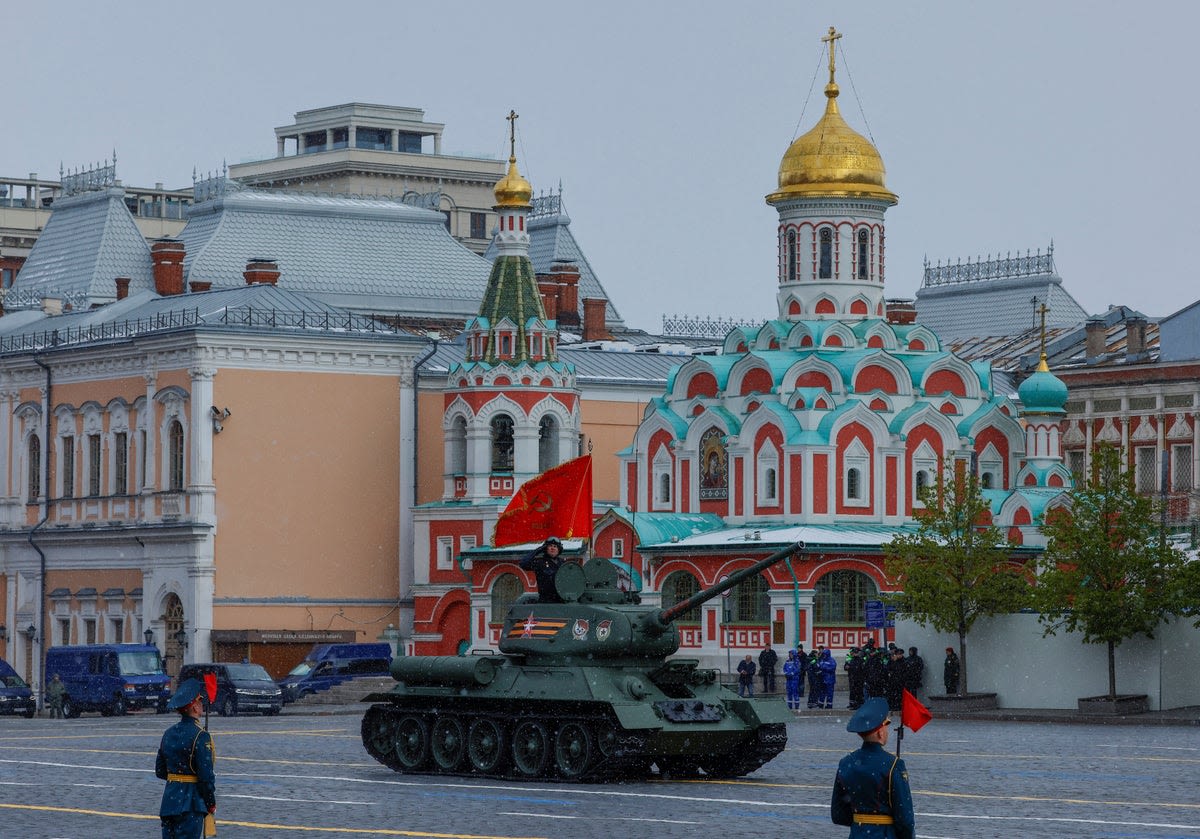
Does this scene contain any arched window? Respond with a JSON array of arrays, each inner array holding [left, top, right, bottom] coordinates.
[[786, 229, 797, 282], [652, 446, 673, 510], [857, 229, 869, 279], [27, 435, 40, 502], [538, 415, 559, 472], [168, 420, 185, 491], [491, 573, 524, 620], [448, 416, 467, 474], [915, 469, 930, 495], [756, 445, 779, 506], [729, 573, 769, 622], [818, 228, 833, 279], [846, 467, 861, 500], [490, 414, 514, 472], [980, 472, 993, 489], [661, 570, 700, 622], [813, 570, 878, 623]]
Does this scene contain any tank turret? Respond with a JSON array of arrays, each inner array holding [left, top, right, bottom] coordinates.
[[362, 542, 804, 781]]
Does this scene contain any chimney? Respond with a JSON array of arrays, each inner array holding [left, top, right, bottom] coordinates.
[[115, 277, 131, 300], [41, 297, 63, 316], [550, 261, 580, 327], [885, 298, 917, 325], [582, 298, 610, 342], [1125, 316, 1148, 360], [150, 239, 186, 296], [244, 258, 280, 286], [537, 278, 560, 320], [1084, 318, 1107, 363], [189, 281, 212, 293]]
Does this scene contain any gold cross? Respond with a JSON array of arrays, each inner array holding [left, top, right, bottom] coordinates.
[[506, 110, 519, 161], [1037, 302, 1050, 367], [821, 26, 842, 85]]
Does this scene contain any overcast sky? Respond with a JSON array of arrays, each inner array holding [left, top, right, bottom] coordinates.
[[4, 1, 1197, 332]]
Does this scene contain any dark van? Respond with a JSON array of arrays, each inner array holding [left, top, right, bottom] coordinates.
[[278, 642, 392, 703], [0, 658, 36, 718], [178, 662, 283, 717], [44, 644, 171, 717]]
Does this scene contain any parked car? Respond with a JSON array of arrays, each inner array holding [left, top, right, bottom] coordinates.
[[178, 662, 283, 716], [0, 658, 36, 718], [277, 642, 392, 703], [44, 644, 171, 717]]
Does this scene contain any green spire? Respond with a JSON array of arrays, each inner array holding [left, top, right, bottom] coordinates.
[[476, 254, 552, 365]]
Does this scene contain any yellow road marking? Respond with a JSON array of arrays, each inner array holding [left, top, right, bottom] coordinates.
[[0, 803, 545, 838]]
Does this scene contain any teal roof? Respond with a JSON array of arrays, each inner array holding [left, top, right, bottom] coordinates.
[[755, 400, 805, 443], [646, 398, 690, 438], [613, 510, 728, 546], [1018, 366, 1068, 415]]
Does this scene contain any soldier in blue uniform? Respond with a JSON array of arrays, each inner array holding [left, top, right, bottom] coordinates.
[[155, 678, 216, 839], [830, 697, 915, 839]]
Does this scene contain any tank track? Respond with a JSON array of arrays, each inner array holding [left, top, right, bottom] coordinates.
[[361, 702, 783, 782]]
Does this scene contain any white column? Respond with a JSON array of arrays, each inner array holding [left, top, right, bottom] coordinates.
[[142, 370, 157, 494], [276, 136, 286, 157], [398, 371, 416, 604], [188, 366, 216, 522]]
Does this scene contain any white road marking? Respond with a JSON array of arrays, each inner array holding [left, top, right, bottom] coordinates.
[[223, 793, 375, 805], [499, 812, 704, 825]]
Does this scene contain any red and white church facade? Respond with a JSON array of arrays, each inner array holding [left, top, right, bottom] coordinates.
[[411, 45, 1070, 665]]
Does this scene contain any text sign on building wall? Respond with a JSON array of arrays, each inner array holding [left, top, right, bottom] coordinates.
[[864, 600, 895, 629]]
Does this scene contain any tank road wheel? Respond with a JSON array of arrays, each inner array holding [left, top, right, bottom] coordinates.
[[510, 720, 551, 778], [553, 722, 593, 779], [431, 715, 467, 771], [362, 707, 400, 767], [394, 715, 430, 771], [467, 718, 508, 775], [594, 725, 619, 758]]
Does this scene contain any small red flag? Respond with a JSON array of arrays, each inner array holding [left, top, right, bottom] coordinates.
[[494, 455, 593, 547], [202, 672, 218, 704], [901, 688, 932, 733]]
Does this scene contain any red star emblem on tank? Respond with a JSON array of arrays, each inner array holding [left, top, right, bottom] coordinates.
[[572, 619, 589, 641], [521, 613, 537, 638], [596, 619, 612, 641]]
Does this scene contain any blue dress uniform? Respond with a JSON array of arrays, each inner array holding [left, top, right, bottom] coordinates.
[[155, 679, 216, 839], [831, 698, 915, 839]]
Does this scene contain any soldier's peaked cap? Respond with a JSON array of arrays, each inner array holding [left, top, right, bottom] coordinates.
[[167, 678, 206, 711], [846, 697, 890, 733]]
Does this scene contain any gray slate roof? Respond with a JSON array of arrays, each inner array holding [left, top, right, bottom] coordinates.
[[179, 188, 494, 317], [10, 187, 153, 307], [0, 284, 419, 355], [484, 201, 623, 327], [915, 273, 1088, 342]]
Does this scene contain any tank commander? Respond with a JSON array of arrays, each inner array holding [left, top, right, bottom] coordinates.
[[519, 537, 565, 603]]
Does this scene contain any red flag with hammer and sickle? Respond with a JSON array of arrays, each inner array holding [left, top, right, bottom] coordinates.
[[493, 455, 593, 547]]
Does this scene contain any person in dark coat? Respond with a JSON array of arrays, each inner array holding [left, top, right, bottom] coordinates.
[[758, 644, 778, 694], [943, 647, 961, 695], [736, 655, 757, 697], [844, 647, 865, 710], [519, 537, 565, 603], [864, 646, 885, 701], [806, 649, 823, 708], [155, 678, 216, 839], [882, 648, 906, 711], [830, 697, 915, 839], [783, 649, 803, 711], [794, 645, 807, 699], [905, 647, 925, 698]]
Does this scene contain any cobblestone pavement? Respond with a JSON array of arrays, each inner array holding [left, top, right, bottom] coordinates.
[[1, 704, 1198, 838]]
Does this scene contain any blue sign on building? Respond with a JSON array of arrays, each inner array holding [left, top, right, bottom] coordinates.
[[864, 599, 895, 629]]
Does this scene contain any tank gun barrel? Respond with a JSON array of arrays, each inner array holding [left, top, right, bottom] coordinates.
[[653, 541, 804, 629]]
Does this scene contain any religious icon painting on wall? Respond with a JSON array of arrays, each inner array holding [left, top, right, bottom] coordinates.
[[699, 427, 728, 500]]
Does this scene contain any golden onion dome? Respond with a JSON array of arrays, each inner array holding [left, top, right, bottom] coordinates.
[[767, 82, 897, 206], [494, 155, 532, 208]]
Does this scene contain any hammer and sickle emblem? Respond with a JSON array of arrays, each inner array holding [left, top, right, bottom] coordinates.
[[531, 492, 553, 513]]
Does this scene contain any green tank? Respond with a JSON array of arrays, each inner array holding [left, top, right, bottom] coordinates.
[[361, 541, 803, 781]]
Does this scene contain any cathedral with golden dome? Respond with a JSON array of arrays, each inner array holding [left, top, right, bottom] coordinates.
[[409, 29, 1071, 664]]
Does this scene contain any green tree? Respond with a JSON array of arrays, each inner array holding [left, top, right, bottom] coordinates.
[[1035, 444, 1191, 700], [884, 466, 1031, 695]]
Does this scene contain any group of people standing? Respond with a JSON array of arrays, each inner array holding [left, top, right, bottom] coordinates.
[[748, 639, 929, 715]]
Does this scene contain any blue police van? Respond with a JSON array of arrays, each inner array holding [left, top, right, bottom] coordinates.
[[0, 658, 36, 718], [44, 644, 171, 717], [277, 642, 392, 703]]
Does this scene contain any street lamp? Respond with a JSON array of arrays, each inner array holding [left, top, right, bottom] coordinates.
[[173, 628, 188, 649], [143, 628, 154, 646], [0, 624, 7, 642], [23, 624, 37, 643]]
